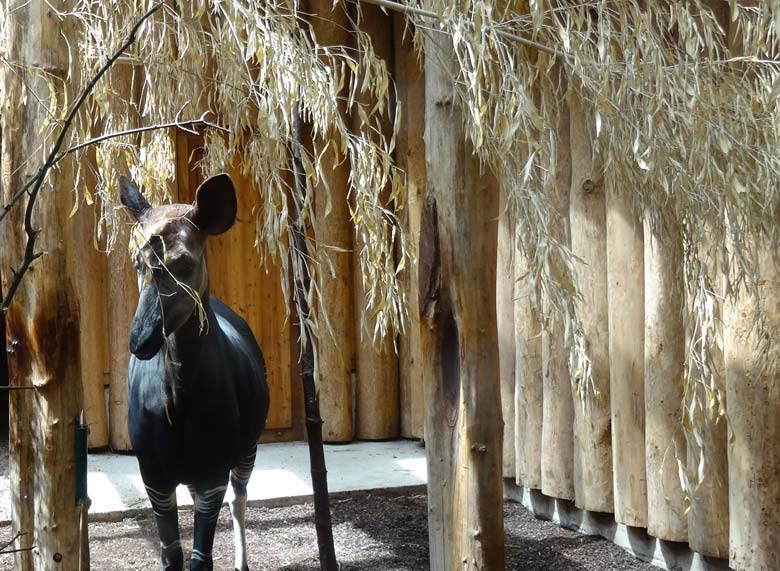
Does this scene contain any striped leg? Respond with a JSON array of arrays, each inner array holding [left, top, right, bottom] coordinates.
[[188, 480, 229, 571], [145, 484, 183, 571], [229, 450, 256, 571]]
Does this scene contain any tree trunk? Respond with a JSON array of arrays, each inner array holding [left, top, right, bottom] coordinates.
[[0, 2, 84, 568], [422, 31, 504, 571], [568, 94, 613, 512], [308, 0, 357, 443], [643, 224, 687, 541], [513, 245, 543, 489], [540, 98, 574, 500], [394, 14, 426, 441], [352, 5, 399, 440], [606, 183, 647, 527], [725, 249, 780, 571]]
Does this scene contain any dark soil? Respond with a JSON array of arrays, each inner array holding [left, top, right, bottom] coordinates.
[[0, 488, 657, 570]]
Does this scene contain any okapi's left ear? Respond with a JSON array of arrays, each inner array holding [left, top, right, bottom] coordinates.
[[190, 173, 237, 235], [119, 175, 151, 220]]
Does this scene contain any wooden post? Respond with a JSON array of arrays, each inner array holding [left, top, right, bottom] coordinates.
[[106, 64, 140, 451], [422, 30, 504, 571], [497, 183, 516, 475], [72, 167, 109, 449], [352, 5, 400, 440], [606, 174, 647, 527], [725, 249, 780, 571], [513, 247, 543, 489], [0, 1, 84, 568], [306, 0, 357, 443], [644, 224, 687, 541], [568, 94, 613, 512], [540, 99, 574, 500], [394, 14, 426, 441]]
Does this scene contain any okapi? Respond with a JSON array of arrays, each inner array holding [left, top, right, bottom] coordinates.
[[119, 173, 270, 571]]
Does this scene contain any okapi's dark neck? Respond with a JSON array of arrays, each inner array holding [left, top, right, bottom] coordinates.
[[162, 295, 215, 410]]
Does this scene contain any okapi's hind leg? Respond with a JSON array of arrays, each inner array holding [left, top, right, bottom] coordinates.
[[145, 484, 184, 571], [187, 480, 229, 571], [229, 449, 256, 571]]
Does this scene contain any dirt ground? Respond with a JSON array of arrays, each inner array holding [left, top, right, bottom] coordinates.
[[0, 488, 656, 570]]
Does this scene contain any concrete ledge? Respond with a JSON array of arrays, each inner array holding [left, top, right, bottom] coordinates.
[[504, 481, 730, 571]]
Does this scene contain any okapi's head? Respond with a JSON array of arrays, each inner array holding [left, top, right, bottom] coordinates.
[[119, 173, 237, 360]]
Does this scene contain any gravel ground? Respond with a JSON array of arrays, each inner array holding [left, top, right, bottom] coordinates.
[[0, 488, 656, 570]]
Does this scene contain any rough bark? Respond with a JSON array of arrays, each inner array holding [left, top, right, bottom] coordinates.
[[606, 184, 647, 527], [568, 94, 613, 512], [308, 0, 357, 443], [725, 249, 780, 571], [422, 31, 504, 571], [394, 14, 426, 441], [643, 224, 687, 541], [352, 5, 399, 440], [540, 99, 574, 501], [0, 2, 83, 568]]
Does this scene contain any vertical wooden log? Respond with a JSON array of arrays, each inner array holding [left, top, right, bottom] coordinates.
[[0, 2, 84, 568], [422, 31, 504, 571], [352, 5, 399, 440], [606, 174, 647, 527], [497, 184, 516, 475], [540, 99, 574, 500], [72, 172, 109, 449], [513, 247, 543, 489], [308, 1, 356, 442], [394, 15, 426, 441], [569, 94, 613, 512], [687, 277, 729, 557], [107, 64, 140, 451], [725, 249, 780, 571], [644, 224, 687, 541]]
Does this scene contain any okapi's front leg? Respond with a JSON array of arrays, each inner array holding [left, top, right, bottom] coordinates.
[[188, 480, 229, 571], [144, 484, 183, 571], [229, 450, 257, 571]]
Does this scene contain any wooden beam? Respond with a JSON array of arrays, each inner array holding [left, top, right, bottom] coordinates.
[[352, 4, 400, 440], [568, 94, 613, 512], [422, 30, 504, 571], [540, 97, 574, 500], [308, 0, 357, 443], [0, 1, 84, 567], [606, 173, 647, 527], [725, 249, 780, 571], [394, 14, 426, 441], [497, 183, 516, 475], [643, 224, 687, 541]]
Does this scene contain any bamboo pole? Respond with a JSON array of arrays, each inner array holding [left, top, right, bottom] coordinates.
[[568, 94, 613, 512], [423, 30, 504, 571], [513, 246, 543, 489], [0, 2, 84, 567], [352, 4, 400, 440], [606, 180, 647, 527], [540, 98, 574, 500], [643, 224, 687, 541], [308, 0, 357, 442], [497, 183, 516, 476], [725, 249, 780, 571], [394, 14, 426, 440]]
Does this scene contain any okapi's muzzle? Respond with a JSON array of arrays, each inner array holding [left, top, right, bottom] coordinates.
[[129, 284, 164, 360]]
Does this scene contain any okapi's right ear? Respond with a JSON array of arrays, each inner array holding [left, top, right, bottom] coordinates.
[[119, 175, 151, 220]]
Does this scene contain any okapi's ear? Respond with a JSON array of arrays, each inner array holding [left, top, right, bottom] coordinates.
[[119, 175, 151, 220], [190, 173, 237, 235]]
